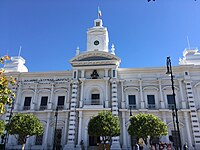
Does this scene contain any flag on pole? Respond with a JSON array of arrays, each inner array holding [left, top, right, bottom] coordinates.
[[98, 7, 102, 19]]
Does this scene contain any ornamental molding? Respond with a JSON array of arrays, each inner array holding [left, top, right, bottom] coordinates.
[[70, 51, 121, 66]]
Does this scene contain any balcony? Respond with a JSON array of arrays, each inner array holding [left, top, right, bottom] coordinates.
[[129, 104, 137, 110], [23, 106, 30, 111], [168, 104, 175, 109], [39, 106, 47, 110], [83, 99, 104, 109], [148, 104, 156, 109], [57, 105, 64, 110]]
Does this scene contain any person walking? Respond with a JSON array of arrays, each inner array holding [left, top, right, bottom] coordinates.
[[135, 142, 140, 150], [183, 143, 188, 150]]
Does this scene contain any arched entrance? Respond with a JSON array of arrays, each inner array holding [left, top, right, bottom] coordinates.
[[89, 136, 100, 146]]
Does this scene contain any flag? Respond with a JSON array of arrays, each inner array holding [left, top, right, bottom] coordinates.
[[98, 7, 102, 19]]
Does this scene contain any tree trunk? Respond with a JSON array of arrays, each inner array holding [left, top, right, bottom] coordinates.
[[22, 143, 25, 150]]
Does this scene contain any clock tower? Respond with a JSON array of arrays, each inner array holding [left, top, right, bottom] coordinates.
[[87, 18, 109, 52]]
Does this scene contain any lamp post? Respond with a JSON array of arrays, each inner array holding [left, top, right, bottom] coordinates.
[[166, 57, 182, 150], [129, 106, 132, 117], [53, 107, 58, 150]]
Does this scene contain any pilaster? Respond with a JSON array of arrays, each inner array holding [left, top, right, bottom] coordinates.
[[158, 79, 165, 109], [139, 79, 144, 109], [48, 83, 54, 110], [31, 83, 38, 110], [43, 113, 50, 149], [64, 80, 79, 150], [110, 79, 121, 150]]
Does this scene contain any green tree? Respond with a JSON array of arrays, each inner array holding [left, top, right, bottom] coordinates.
[[0, 120, 5, 136], [128, 113, 168, 145], [88, 111, 120, 147], [0, 55, 16, 114], [6, 113, 44, 150]]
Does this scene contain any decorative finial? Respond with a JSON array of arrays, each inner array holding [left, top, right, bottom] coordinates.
[[18, 46, 22, 57], [186, 36, 191, 49], [76, 46, 80, 56], [111, 44, 115, 55], [98, 7, 102, 19]]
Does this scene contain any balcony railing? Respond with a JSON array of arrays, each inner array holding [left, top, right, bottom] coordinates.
[[168, 104, 175, 109], [148, 104, 156, 109], [23, 106, 30, 110], [83, 99, 103, 105], [57, 105, 64, 110], [39, 106, 47, 110], [129, 104, 137, 109]]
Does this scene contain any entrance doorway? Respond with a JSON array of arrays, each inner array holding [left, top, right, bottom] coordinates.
[[54, 129, 62, 150], [89, 136, 100, 146]]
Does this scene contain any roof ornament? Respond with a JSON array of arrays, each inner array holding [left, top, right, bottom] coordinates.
[[76, 46, 80, 56], [98, 7, 102, 19], [111, 44, 115, 55], [187, 36, 191, 49], [18, 46, 22, 57]]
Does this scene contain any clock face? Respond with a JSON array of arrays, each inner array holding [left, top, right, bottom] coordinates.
[[94, 40, 99, 46]]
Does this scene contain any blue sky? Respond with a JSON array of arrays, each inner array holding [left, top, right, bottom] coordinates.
[[0, 0, 200, 72]]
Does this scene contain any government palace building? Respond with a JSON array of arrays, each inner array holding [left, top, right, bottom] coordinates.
[[1, 14, 200, 150]]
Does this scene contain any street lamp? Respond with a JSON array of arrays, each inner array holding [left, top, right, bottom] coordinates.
[[129, 106, 132, 116], [53, 107, 58, 150], [166, 56, 182, 150]]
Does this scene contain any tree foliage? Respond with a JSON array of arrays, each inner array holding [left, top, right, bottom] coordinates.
[[0, 55, 16, 114], [6, 113, 44, 150], [128, 113, 168, 140], [0, 120, 5, 135], [88, 111, 120, 144]]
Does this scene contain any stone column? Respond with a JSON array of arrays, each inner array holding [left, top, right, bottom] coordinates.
[[63, 112, 69, 146], [161, 112, 169, 143], [158, 79, 165, 109], [104, 77, 109, 108], [65, 80, 79, 149], [183, 112, 192, 148], [104, 69, 109, 77], [48, 83, 54, 109], [43, 113, 51, 149], [14, 82, 21, 110], [79, 78, 85, 108], [31, 83, 38, 110], [122, 111, 127, 149], [139, 79, 144, 109], [77, 111, 83, 148], [81, 70, 85, 78], [178, 79, 186, 109], [110, 79, 121, 150], [121, 80, 125, 109]]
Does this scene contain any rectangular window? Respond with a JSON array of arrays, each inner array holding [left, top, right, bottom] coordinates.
[[112, 70, 116, 78], [91, 94, 100, 105], [128, 95, 136, 109], [167, 95, 175, 109], [35, 134, 43, 145], [96, 22, 100, 26], [40, 96, 48, 110], [23, 97, 31, 110], [73, 71, 77, 79], [147, 95, 155, 109], [57, 96, 65, 110]]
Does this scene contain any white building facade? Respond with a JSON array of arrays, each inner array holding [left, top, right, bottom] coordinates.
[[2, 16, 200, 150]]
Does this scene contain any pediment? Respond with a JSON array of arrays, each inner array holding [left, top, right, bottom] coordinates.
[[69, 51, 121, 67]]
